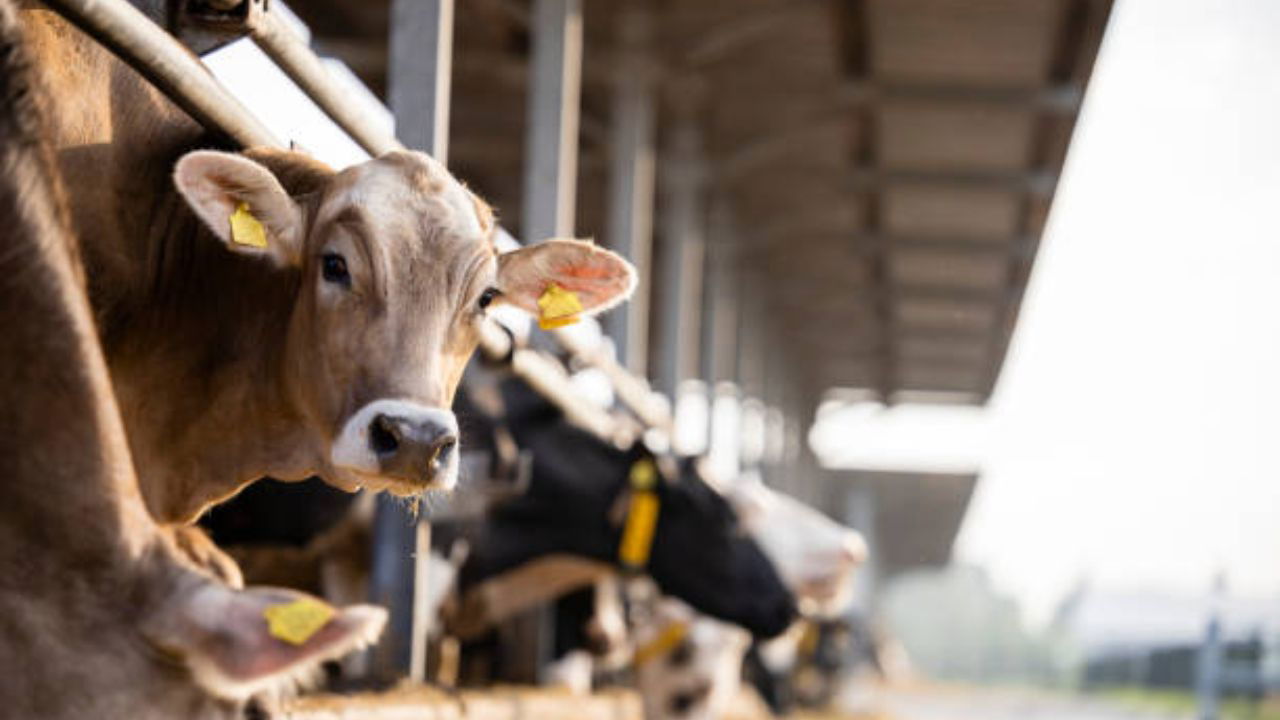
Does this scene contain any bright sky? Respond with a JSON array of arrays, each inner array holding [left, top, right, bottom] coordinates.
[[813, 0, 1280, 624]]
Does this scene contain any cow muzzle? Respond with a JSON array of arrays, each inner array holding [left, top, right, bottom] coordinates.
[[331, 400, 460, 492]]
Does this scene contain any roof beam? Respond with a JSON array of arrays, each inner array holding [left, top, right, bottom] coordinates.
[[839, 81, 1084, 113], [725, 164, 1057, 196]]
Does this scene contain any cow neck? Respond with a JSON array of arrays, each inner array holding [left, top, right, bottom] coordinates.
[[104, 202, 311, 523], [0, 29, 158, 590], [20, 14, 310, 524]]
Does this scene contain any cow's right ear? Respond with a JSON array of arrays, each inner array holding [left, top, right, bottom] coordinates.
[[144, 582, 386, 700], [173, 150, 304, 267]]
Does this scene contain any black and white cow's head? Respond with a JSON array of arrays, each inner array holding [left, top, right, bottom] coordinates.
[[456, 378, 796, 639]]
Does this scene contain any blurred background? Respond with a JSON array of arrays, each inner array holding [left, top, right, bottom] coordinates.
[[191, 0, 1280, 717]]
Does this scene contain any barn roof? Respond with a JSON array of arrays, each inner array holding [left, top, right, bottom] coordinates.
[[287, 0, 1112, 406]]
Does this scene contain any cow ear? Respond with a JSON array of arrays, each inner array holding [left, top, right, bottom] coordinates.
[[495, 239, 637, 318], [144, 582, 385, 700], [173, 150, 304, 267]]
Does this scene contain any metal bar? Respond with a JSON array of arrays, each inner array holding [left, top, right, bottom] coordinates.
[[479, 322, 633, 445], [368, 495, 416, 680], [602, 1, 655, 377], [389, 0, 454, 162], [522, 0, 582, 241], [42, 0, 278, 148], [655, 92, 706, 399], [720, 161, 1058, 196], [384, 0, 456, 685], [840, 80, 1084, 112], [549, 327, 670, 431], [246, 7, 398, 156], [409, 519, 432, 680]]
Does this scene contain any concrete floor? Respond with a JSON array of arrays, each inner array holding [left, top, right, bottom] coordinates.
[[840, 687, 1192, 720]]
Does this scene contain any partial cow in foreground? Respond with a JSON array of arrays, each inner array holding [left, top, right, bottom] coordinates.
[[0, 4, 383, 713], [19, 6, 635, 578]]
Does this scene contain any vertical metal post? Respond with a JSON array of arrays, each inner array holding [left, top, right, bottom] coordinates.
[[655, 85, 706, 400], [603, 1, 655, 375], [844, 481, 878, 611], [701, 195, 733, 391], [389, 0, 454, 162], [518, 0, 583, 681], [374, 0, 455, 683], [1197, 573, 1226, 720], [523, 0, 583, 241], [368, 499, 415, 678], [704, 200, 741, 479]]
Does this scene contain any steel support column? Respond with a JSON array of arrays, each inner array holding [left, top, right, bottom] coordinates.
[[702, 194, 739, 476], [371, 0, 455, 683], [655, 87, 706, 401], [516, 0, 584, 682], [389, 0, 453, 162], [522, 0, 582, 241], [844, 481, 879, 611], [602, 2, 655, 375]]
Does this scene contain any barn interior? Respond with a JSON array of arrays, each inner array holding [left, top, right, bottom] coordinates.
[[278, 0, 1110, 614], [35, 0, 1119, 716]]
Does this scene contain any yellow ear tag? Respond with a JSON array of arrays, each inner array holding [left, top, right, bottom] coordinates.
[[537, 282, 583, 330], [229, 202, 268, 249], [262, 597, 335, 646]]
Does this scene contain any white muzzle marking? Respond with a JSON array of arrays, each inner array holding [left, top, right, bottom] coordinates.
[[331, 399, 460, 490]]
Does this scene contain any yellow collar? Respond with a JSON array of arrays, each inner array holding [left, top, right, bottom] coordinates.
[[618, 458, 660, 569], [633, 621, 689, 667]]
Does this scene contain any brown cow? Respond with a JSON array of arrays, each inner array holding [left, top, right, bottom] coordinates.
[[18, 10, 635, 536], [0, 2, 385, 713]]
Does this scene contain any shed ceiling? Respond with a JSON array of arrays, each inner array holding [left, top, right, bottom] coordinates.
[[289, 0, 1112, 405]]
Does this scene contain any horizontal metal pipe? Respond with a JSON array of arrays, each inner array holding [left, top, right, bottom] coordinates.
[[43, 0, 279, 149], [246, 8, 400, 157]]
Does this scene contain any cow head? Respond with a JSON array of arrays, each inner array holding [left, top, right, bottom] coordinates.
[[172, 149, 635, 496], [462, 379, 797, 639], [724, 473, 867, 617]]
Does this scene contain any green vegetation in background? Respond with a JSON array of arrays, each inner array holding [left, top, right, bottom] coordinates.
[[1097, 687, 1280, 720]]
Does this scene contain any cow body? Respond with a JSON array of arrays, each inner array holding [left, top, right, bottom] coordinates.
[[18, 6, 636, 532], [0, 6, 384, 713]]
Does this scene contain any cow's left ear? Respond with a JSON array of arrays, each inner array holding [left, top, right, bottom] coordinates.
[[495, 239, 637, 318], [173, 150, 304, 267], [144, 581, 386, 700]]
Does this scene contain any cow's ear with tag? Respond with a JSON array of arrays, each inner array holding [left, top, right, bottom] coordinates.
[[495, 239, 637, 321], [143, 582, 385, 700], [173, 150, 304, 267]]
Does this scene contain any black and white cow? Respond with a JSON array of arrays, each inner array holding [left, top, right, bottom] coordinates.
[[451, 377, 797, 641]]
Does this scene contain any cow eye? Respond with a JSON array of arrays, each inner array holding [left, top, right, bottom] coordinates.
[[321, 252, 350, 285], [478, 287, 500, 310]]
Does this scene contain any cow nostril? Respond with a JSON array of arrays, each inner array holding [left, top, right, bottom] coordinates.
[[370, 414, 400, 456], [433, 435, 458, 463]]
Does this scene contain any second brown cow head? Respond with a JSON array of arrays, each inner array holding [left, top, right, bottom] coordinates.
[[174, 148, 635, 496]]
